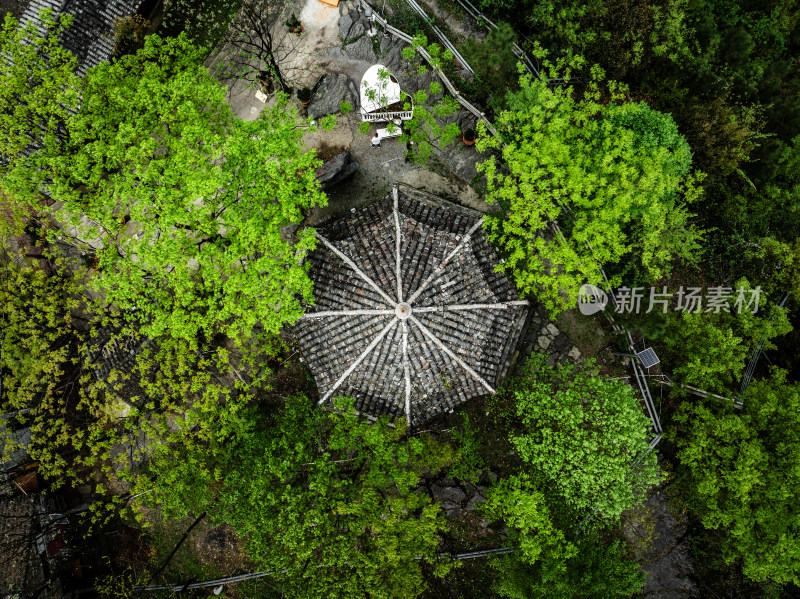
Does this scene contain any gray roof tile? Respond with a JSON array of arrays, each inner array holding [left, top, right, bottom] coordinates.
[[293, 190, 528, 424]]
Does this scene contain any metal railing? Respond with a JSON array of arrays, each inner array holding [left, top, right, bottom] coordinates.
[[450, 0, 539, 78], [135, 547, 515, 592], [370, 10, 499, 137], [401, 0, 474, 74], [360, 109, 414, 122]]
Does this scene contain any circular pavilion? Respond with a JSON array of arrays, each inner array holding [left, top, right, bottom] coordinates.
[[293, 186, 529, 424]]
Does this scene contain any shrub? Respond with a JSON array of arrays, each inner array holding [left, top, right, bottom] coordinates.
[[502, 354, 660, 519], [112, 14, 150, 57], [297, 87, 312, 103]]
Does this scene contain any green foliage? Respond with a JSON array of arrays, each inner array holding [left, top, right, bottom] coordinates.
[[49, 34, 325, 347], [497, 0, 800, 326], [662, 311, 747, 393], [0, 249, 267, 523], [297, 87, 312, 102], [283, 13, 301, 31], [160, 0, 242, 51], [207, 395, 457, 598], [111, 14, 150, 57], [339, 100, 353, 114], [446, 413, 485, 483], [491, 533, 644, 599], [483, 475, 576, 565], [0, 9, 80, 231], [459, 22, 519, 110], [502, 354, 660, 519], [673, 369, 800, 585], [659, 281, 792, 394], [0, 248, 83, 476], [477, 66, 703, 315]]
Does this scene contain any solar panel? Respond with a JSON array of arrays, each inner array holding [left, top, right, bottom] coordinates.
[[636, 347, 660, 369]]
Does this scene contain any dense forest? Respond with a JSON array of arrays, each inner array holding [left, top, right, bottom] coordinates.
[[1, 0, 799, 597]]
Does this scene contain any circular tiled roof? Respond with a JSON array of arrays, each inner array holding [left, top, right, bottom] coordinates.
[[293, 187, 529, 424]]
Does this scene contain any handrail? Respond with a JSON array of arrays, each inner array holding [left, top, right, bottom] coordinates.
[[451, 0, 539, 78], [401, 0, 474, 74], [370, 10, 499, 137], [360, 110, 414, 121]]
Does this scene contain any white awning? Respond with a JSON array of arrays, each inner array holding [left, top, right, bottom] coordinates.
[[360, 64, 403, 114]]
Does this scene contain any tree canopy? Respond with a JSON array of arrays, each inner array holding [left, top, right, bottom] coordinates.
[[673, 369, 800, 585], [39, 34, 326, 346], [144, 394, 459, 598], [0, 9, 80, 228], [500, 354, 660, 520], [476, 66, 703, 314]]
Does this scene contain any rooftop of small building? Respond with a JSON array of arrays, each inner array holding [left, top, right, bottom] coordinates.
[[293, 186, 529, 424]]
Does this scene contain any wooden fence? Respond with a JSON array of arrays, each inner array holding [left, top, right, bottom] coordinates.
[[400, 0, 474, 74], [134, 547, 515, 592], [450, 0, 540, 78], [370, 9, 499, 136]]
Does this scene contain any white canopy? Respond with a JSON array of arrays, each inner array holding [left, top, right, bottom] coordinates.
[[360, 64, 403, 114]]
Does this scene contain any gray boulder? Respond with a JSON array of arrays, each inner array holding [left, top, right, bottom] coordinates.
[[315, 151, 360, 190], [465, 493, 486, 512], [552, 332, 570, 353], [342, 34, 379, 63], [339, 10, 365, 42], [430, 484, 466, 505], [308, 74, 359, 119]]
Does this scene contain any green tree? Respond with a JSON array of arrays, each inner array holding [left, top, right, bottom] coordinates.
[[476, 66, 704, 315], [490, 532, 644, 599], [0, 240, 262, 514], [47, 34, 326, 346], [659, 281, 792, 394], [501, 354, 660, 519], [481, 474, 643, 598], [189, 395, 457, 599], [483, 474, 575, 565], [357, 35, 460, 165], [673, 369, 800, 585], [160, 0, 242, 51], [460, 22, 519, 111], [110, 14, 151, 57], [0, 9, 80, 230], [0, 245, 84, 477]]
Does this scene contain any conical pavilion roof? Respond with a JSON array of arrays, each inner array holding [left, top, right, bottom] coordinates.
[[294, 187, 529, 424]]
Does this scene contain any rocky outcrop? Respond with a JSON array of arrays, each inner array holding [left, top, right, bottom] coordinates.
[[622, 487, 698, 599], [517, 307, 583, 367], [315, 150, 360, 190], [424, 475, 493, 516], [308, 74, 360, 119], [339, 9, 366, 43]]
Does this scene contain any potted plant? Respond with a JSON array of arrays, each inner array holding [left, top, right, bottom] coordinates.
[[284, 13, 303, 35], [463, 128, 476, 146], [297, 87, 312, 105]]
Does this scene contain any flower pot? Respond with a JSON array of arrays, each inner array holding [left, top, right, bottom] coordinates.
[[463, 129, 476, 146], [298, 88, 312, 105]]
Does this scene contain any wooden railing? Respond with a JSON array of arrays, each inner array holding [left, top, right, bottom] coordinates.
[[400, 0, 474, 74], [450, 0, 540, 78], [360, 110, 414, 122], [370, 10, 499, 137]]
